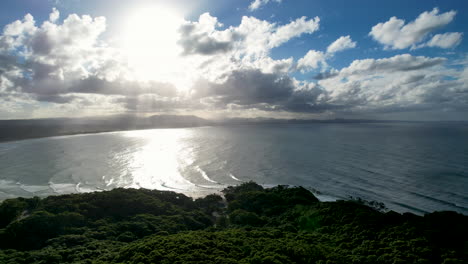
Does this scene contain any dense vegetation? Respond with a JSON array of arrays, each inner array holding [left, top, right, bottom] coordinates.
[[0, 182, 466, 263]]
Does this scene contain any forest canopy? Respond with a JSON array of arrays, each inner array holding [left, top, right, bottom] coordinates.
[[0, 182, 466, 263]]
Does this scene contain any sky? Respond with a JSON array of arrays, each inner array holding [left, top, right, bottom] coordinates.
[[0, 0, 467, 120]]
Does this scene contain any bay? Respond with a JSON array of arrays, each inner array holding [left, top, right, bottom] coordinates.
[[0, 122, 467, 215]]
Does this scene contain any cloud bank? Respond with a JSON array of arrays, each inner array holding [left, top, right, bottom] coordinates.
[[0, 7, 466, 120]]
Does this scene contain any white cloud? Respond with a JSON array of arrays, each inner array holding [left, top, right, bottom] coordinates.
[[268, 16, 320, 49], [314, 54, 468, 117], [426, 32, 463, 48], [178, 13, 234, 56], [297, 50, 327, 72], [49, 8, 60, 22], [327, 35, 356, 53], [248, 0, 281, 11], [1, 8, 466, 120], [297, 35, 356, 74], [0, 9, 125, 99], [338, 54, 446, 76], [0, 14, 36, 51], [179, 14, 319, 61], [369, 8, 457, 49], [233, 15, 320, 57], [0, 8, 324, 117], [249, 56, 294, 74], [3, 14, 36, 36]]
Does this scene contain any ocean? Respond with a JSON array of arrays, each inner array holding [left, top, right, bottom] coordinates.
[[0, 122, 467, 215]]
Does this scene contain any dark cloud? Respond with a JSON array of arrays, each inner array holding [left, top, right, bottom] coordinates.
[[342, 54, 446, 76], [193, 69, 294, 105], [28, 30, 55, 55], [69, 77, 178, 97], [314, 71, 339, 80], [401, 74, 426, 84], [1, 58, 178, 100], [0, 9, 466, 120], [315, 54, 446, 80], [281, 87, 336, 113], [29, 61, 59, 80], [191, 69, 338, 113], [419, 81, 465, 104], [0, 54, 18, 71], [35, 94, 78, 104], [282, 101, 344, 113], [178, 24, 237, 55]]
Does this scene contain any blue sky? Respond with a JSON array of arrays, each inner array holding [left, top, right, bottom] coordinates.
[[0, 0, 467, 120]]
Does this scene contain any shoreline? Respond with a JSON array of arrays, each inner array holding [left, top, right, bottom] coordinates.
[[1, 179, 464, 216]]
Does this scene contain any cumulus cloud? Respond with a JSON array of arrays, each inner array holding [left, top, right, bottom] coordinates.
[[327, 35, 356, 53], [0, 14, 36, 51], [3, 14, 36, 37], [0, 8, 466, 120], [369, 8, 458, 49], [191, 68, 330, 113], [179, 14, 320, 58], [248, 0, 281, 11], [0, 9, 141, 112], [247, 56, 294, 74], [192, 69, 295, 105], [313, 70, 339, 80], [0, 10, 113, 95], [178, 13, 236, 55], [297, 50, 327, 72], [426, 32, 463, 48], [313, 53, 468, 117], [338, 54, 446, 77], [297, 36, 355, 74], [49, 8, 60, 22], [188, 52, 467, 117], [268, 16, 320, 48], [0, 9, 323, 116]]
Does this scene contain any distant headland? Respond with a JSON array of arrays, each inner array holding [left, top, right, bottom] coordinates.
[[2, 114, 465, 143]]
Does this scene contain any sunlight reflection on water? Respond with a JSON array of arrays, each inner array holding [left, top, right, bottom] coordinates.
[[119, 129, 210, 196], [1, 123, 467, 214]]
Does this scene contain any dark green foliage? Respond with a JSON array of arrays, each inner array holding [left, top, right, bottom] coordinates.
[[0, 197, 40, 228], [0, 188, 212, 250], [115, 229, 328, 264], [194, 194, 224, 214], [223, 182, 319, 217], [229, 209, 266, 226], [0, 182, 466, 263]]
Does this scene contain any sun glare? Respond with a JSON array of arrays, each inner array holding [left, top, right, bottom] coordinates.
[[122, 6, 184, 82]]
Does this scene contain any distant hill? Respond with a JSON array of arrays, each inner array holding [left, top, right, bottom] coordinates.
[[0, 115, 212, 142], [1, 115, 462, 142]]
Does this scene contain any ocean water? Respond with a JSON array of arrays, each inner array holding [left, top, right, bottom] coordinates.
[[0, 122, 467, 215]]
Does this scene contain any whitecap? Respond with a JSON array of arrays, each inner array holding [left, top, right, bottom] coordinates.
[[48, 181, 78, 194], [228, 173, 243, 182], [75, 182, 98, 193], [19, 184, 50, 193], [195, 165, 219, 184]]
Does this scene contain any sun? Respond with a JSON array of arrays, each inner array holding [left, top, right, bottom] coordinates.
[[122, 5, 184, 82]]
